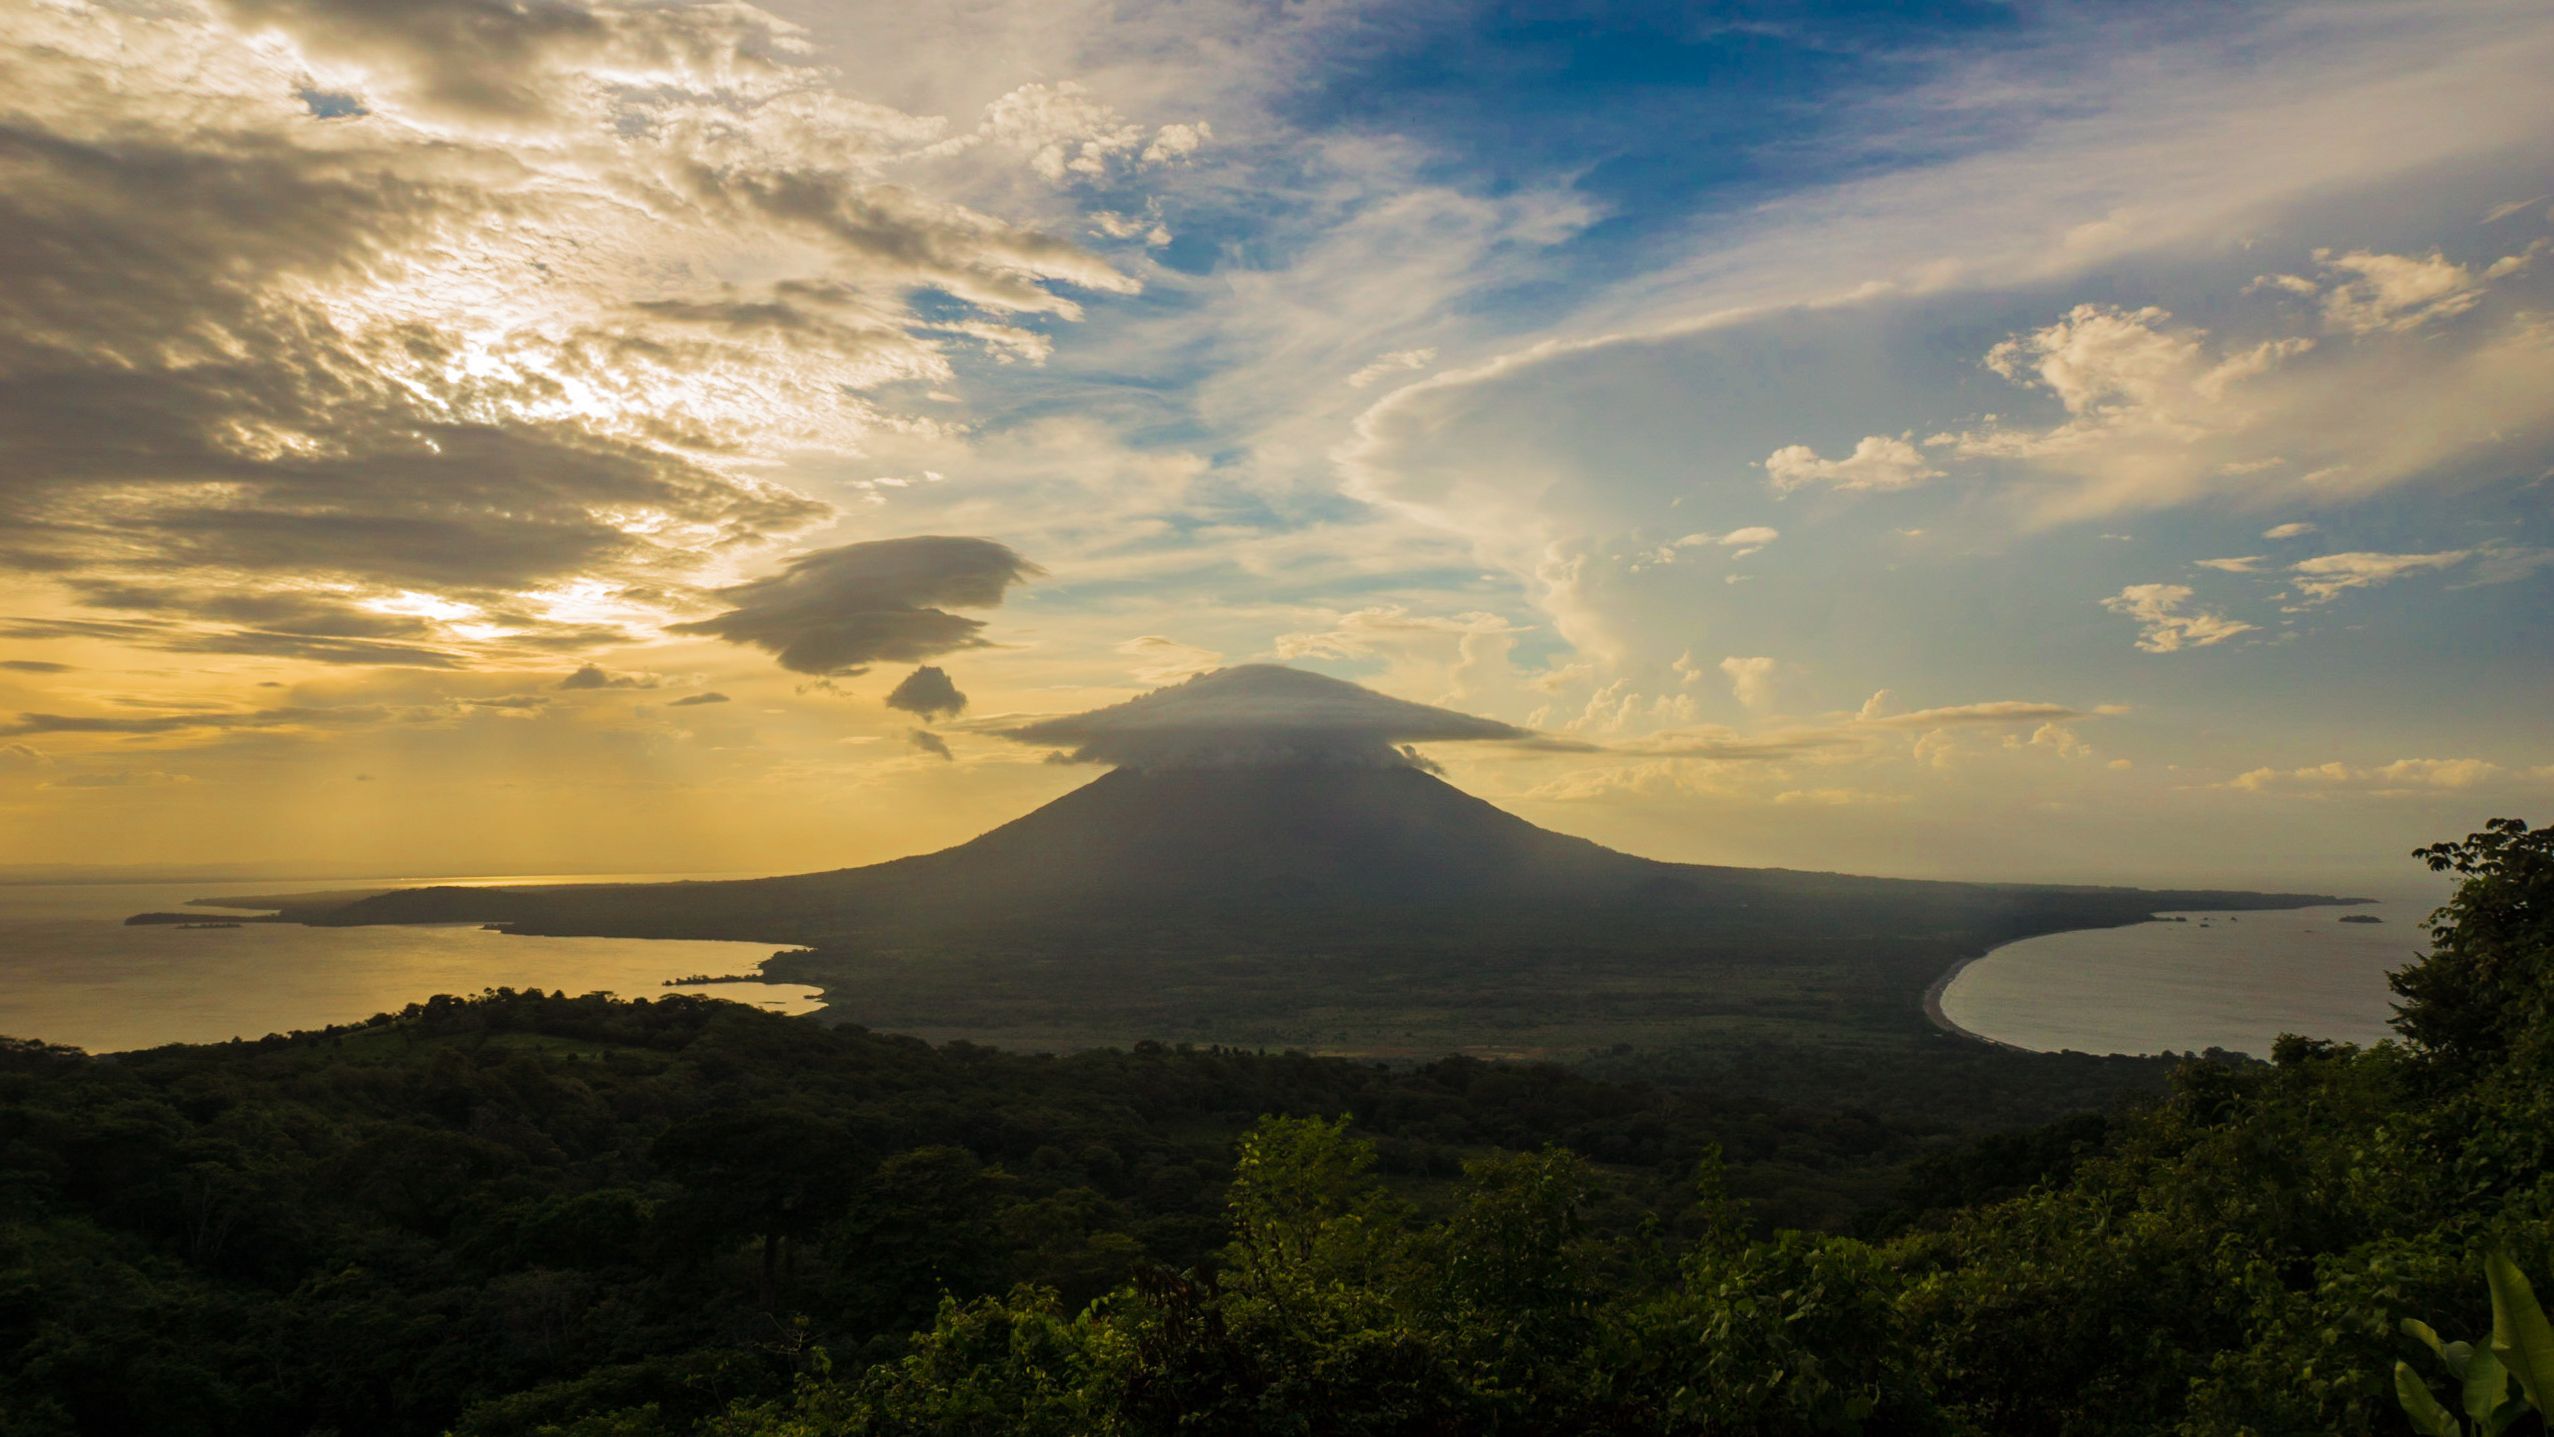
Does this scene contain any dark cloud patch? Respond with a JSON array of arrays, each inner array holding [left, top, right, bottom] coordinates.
[[68, 584, 434, 640], [0, 692, 557, 740], [666, 691, 730, 707], [0, 705, 391, 737], [0, 661, 71, 673], [45, 768, 191, 789], [908, 728, 952, 761], [672, 537, 1038, 677], [1611, 731, 1862, 761], [999, 664, 1583, 770], [884, 664, 966, 720], [165, 631, 467, 668], [0, 615, 464, 668], [559, 664, 659, 691]]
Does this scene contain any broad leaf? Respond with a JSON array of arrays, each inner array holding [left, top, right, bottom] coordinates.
[[2486, 1253, 2554, 1414], [2458, 1346, 2511, 1433], [2398, 1360, 2463, 1437]]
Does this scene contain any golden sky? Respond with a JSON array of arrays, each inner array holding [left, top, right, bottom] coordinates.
[[3, 0, 2549, 888]]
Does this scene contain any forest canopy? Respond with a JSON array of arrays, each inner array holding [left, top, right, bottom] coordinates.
[[3, 819, 2548, 1435]]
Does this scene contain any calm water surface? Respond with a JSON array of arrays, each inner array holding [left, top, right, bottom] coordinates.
[[1939, 892, 2444, 1057], [0, 873, 822, 1053]]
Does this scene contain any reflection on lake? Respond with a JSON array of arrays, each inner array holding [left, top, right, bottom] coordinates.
[[1938, 894, 2441, 1057], [0, 874, 821, 1053]]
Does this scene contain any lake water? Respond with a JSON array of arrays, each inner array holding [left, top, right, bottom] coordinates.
[[0, 874, 823, 1054], [1937, 893, 2444, 1057]]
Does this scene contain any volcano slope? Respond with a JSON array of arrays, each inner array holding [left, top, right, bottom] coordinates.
[[213, 761, 2348, 1062]]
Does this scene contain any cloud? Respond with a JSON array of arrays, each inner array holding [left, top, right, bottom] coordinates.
[[1671, 526, 1780, 559], [1608, 724, 1862, 761], [1986, 304, 2240, 415], [1141, 121, 1211, 166], [1347, 348, 1438, 388], [210, 0, 805, 126], [1947, 305, 2318, 489], [884, 664, 967, 721], [980, 82, 1207, 183], [670, 536, 1038, 676], [1539, 694, 2109, 806], [1763, 435, 1939, 493], [0, 661, 70, 674], [1273, 607, 1525, 662], [44, 768, 192, 789], [2196, 556, 2267, 573], [2263, 522, 2317, 540], [2227, 756, 2531, 794], [997, 663, 1576, 770], [1326, 3, 2554, 702], [1773, 787, 1907, 807], [0, 704, 388, 737], [1117, 635, 1223, 684], [2012, 721, 2091, 760], [1859, 700, 2084, 730], [666, 691, 730, 707], [2100, 584, 2255, 653], [2284, 549, 2472, 605], [559, 664, 659, 691], [1089, 209, 1173, 247], [0, 0, 1135, 674], [2281, 249, 2493, 335], [907, 728, 953, 761], [1718, 655, 1777, 709]]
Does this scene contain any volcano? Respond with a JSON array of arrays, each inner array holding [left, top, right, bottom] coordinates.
[[269, 762, 1703, 937], [206, 668, 2352, 1054], [269, 757, 2328, 945]]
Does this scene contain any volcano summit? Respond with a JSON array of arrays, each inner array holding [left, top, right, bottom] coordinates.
[[207, 667, 2346, 1056]]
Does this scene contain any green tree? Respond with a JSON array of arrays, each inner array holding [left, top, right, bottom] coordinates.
[[652, 1109, 866, 1308], [2393, 818, 2554, 1068]]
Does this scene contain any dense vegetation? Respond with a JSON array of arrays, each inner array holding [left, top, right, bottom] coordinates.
[[4, 819, 2545, 1434]]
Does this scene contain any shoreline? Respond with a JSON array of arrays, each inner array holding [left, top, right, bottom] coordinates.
[[1922, 900, 2390, 1055], [1922, 943, 2034, 1052]]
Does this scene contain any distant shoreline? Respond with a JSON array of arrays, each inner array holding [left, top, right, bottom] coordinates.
[[1924, 901, 2387, 1054], [1922, 944, 2033, 1052]]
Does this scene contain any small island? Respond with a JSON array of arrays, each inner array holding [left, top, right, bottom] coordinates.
[[2339, 913, 2385, 924], [661, 972, 766, 987]]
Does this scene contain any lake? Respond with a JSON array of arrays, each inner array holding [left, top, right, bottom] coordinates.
[[0, 873, 822, 1054], [1936, 892, 2445, 1057]]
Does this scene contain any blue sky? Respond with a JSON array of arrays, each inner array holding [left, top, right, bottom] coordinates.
[[0, 0, 2546, 885]]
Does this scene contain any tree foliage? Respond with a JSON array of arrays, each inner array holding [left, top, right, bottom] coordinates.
[[4, 819, 2549, 1434]]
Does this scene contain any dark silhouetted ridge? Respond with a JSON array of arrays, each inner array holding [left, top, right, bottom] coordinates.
[[216, 763, 2354, 956]]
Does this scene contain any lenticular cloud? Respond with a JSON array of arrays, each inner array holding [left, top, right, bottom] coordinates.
[[999, 664, 1577, 770], [672, 537, 1037, 677]]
